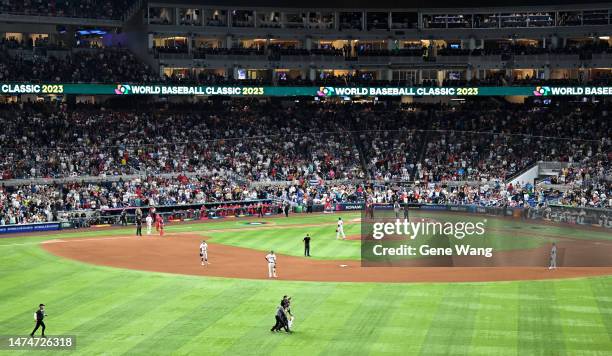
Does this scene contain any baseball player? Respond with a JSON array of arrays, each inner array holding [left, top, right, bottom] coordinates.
[[282, 296, 294, 329], [549, 242, 557, 270], [336, 217, 346, 240], [156, 214, 164, 236], [199, 240, 209, 266], [145, 214, 153, 235], [393, 201, 400, 219], [265, 250, 277, 278]]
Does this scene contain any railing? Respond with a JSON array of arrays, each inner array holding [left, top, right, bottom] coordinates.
[[97, 199, 280, 224], [0, 12, 121, 25], [503, 161, 537, 184], [0, 170, 242, 187], [538, 161, 572, 171], [536, 182, 576, 192], [248, 178, 496, 188]]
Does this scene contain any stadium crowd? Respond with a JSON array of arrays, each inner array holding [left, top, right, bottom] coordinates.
[[0, 101, 609, 226], [0, 0, 134, 19], [0, 48, 155, 83]]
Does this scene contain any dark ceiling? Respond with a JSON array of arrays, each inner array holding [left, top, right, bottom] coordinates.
[[150, 0, 612, 9]]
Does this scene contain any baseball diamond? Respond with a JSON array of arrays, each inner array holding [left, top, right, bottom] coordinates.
[[1, 0, 612, 355], [2, 211, 612, 355]]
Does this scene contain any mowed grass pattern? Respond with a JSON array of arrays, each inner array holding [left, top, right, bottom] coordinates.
[[0, 213, 611, 355]]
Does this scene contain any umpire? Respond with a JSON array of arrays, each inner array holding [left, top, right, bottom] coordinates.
[[30, 304, 47, 337], [303, 234, 311, 257], [135, 214, 143, 236]]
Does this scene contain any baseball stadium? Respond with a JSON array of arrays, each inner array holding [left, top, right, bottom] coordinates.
[[0, 0, 611, 355]]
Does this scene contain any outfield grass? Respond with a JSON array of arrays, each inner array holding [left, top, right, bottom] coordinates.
[[1, 213, 611, 355]]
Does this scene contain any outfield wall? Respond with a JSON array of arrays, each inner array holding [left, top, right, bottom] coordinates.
[[0, 222, 61, 235]]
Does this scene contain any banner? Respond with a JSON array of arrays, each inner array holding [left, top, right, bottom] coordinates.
[[335, 203, 365, 211], [2, 83, 612, 97], [0, 222, 61, 235]]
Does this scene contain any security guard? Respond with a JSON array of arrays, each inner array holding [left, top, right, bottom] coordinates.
[[30, 304, 47, 337]]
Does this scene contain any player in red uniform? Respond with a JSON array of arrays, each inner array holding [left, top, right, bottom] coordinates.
[[156, 214, 164, 236]]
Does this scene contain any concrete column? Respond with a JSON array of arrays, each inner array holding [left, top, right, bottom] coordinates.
[[387, 39, 394, 50], [309, 68, 316, 81], [305, 37, 312, 50], [148, 33, 154, 50], [543, 65, 550, 80], [542, 37, 546, 48], [468, 37, 476, 50], [175, 7, 180, 25], [334, 11, 339, 30], [386, 69, 393, 81], [226, 35, 233, 49], [429, 42, 437, 57], [436, 70, 444, 85], [362, 11, 366, 30], [466, 66, 473, 81], [551, 35, 559, 49]]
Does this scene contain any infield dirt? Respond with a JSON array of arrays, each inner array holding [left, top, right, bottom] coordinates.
[[42, 233, 612, 283]]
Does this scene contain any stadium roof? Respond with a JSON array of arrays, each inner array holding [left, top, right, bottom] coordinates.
[[152, 0, 612, 9]]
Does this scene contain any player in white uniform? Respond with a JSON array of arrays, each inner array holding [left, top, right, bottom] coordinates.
[[265, 251, 277, 278], [336, 217, 346, 240], [199, 240, 209, 266], [145, 214, 153, 235]]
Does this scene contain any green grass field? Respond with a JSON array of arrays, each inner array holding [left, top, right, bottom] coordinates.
[[1, 212, 612, 355]]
